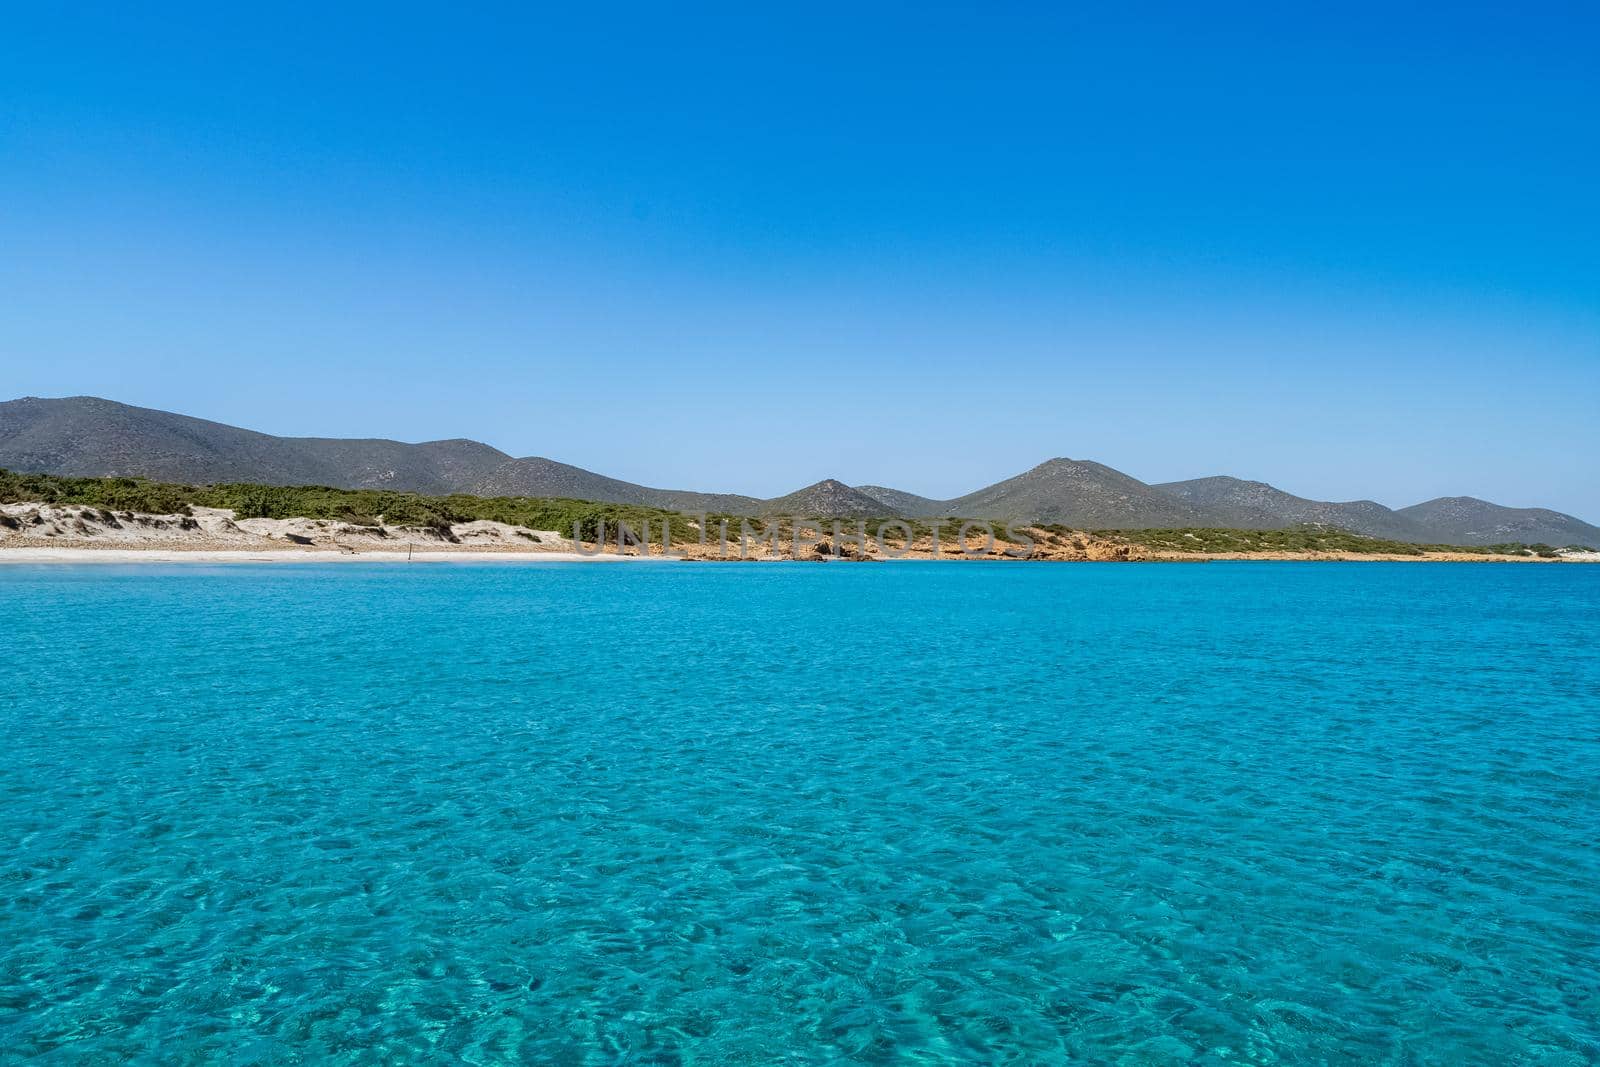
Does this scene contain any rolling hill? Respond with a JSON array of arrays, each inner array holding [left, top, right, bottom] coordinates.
[[3, 396, 1594, 545], [851, 485, 950, 518], [762, 480, 895, 518], [942, 459, 1221, 528], [0, 396, 509, 494], [1397, 497, 1600, 548], [1153, 476, 1434, 542], [467, 456, 762, 514]]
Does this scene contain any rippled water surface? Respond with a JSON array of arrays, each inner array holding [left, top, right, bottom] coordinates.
[[2, 561, 1598, 1063]]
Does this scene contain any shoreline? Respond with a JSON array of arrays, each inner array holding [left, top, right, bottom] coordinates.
[[0, 546, 1593, 565], [0, 547, 674, 565], [4, 503, 1594, 565]]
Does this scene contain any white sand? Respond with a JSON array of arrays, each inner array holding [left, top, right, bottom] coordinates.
[[0, 548, 675, 565], [0, 502, 675, 563]]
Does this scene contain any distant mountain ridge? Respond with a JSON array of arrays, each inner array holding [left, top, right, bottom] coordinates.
[[944, 459, 1219, 528], [2, 396, 1596, 547], [0, 395, 512, 493], [762, 480, 892, 518], [1396, 497, 1600, 549], [852, 485, 949, 518], [468, 455, 761, 514], [1154, 476, 1435, 542]]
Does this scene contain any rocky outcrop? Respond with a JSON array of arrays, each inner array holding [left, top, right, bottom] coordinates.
[[0, 503, 564, 552]]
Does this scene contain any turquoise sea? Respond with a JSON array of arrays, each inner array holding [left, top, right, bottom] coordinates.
[[2, 561, 1597, 1064]]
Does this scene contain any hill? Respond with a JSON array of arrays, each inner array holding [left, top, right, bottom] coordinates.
[[852, 485, 951, 517], [1397, 497, 1600, 548], [4, 396, 1596, 544], [944, 459, 1222, 528], [762, 480, 894, 518], [1153, 476, 1433, 541], [0, 396, 760, 514], [467, 456, 761, 514], [0, 396, 509, 494]]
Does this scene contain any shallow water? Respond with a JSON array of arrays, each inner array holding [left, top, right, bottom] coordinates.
[[2, 561, 1597, 1063]]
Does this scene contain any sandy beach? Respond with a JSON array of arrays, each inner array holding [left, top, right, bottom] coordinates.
[[2, 504, 1594, 564], [0, 547, 671, 565], [2, 544, 1592, 565]]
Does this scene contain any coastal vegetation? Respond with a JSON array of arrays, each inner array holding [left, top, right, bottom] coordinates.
[[8, 399, 1600, 547], [699, 514, 1027, 549], [1095, 526, 1573, 557], [2, 469, 1585, 557], [0, 469, 690, 543]]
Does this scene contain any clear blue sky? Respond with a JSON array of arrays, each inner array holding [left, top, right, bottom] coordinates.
[[3, 4, 1596, 516]]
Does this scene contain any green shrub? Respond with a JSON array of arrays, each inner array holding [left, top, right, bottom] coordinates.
[[1095, 525, 1536, 556], [0, 470, 1563, 558], [0, 469, 695, 546]]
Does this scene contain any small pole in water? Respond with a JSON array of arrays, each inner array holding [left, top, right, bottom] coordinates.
[[408, 543, 413, 563]]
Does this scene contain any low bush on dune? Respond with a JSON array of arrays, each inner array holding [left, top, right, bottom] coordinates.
[[0, 469, 694, 544], [0, 469, 1570, 557], [1097, 526, 1542, 556], [0, 470, 200, 516]]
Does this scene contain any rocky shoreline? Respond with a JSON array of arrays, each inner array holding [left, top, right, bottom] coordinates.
[[2, 502, 1594, 564]]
